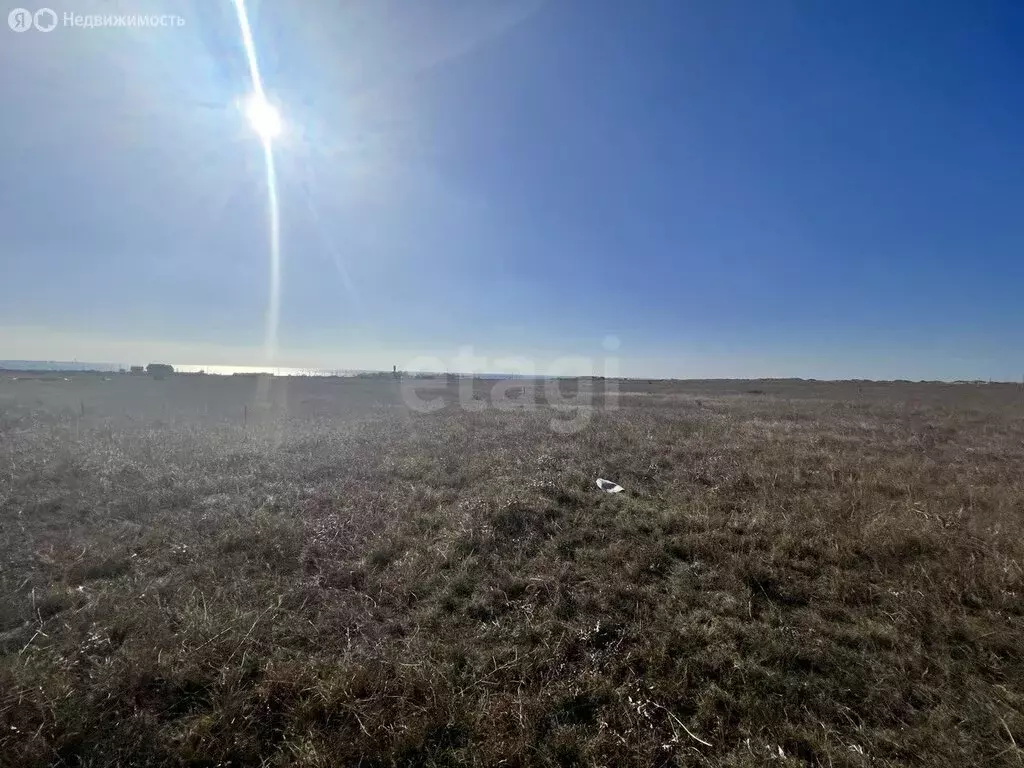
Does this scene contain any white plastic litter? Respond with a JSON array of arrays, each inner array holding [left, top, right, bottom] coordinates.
[[596, 478, 624, 493]]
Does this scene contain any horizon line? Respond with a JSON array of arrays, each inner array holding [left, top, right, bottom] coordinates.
[[0, 360, 1020, 385]]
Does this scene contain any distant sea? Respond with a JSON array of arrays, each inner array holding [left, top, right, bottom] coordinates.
[[0, 360, 363, 376], [0, 361, 539, 379]]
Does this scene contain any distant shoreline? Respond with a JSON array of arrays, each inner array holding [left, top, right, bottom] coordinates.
[[0, 360, 362, 377], [0, 362, 549, 380]]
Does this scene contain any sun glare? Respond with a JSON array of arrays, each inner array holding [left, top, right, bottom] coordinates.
[[231, 0, 282, 362], [244, 94, 282, 141]]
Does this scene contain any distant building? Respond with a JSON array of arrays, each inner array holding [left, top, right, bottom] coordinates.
[[129, 366, 144, 374], [147, 363, 175, 379]]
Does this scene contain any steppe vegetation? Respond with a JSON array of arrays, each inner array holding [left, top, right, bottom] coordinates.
[[1, 373, 1022, 766]]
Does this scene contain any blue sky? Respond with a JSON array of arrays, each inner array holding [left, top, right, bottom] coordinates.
[[1, 0, 1022, 379]]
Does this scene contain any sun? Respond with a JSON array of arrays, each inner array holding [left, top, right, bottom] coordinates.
[[243, 93, 282, 141]]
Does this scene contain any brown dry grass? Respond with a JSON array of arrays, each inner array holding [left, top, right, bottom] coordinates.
[[1, 373, 1022, 766]]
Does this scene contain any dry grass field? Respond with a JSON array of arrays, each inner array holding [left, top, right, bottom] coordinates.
[[1, 373, 1022, 766]]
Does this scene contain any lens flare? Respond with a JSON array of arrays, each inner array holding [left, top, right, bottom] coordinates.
[[231, 0, 281, 362]]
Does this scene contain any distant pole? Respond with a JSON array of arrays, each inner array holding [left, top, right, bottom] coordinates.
[[243, 405, 248, 425]]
